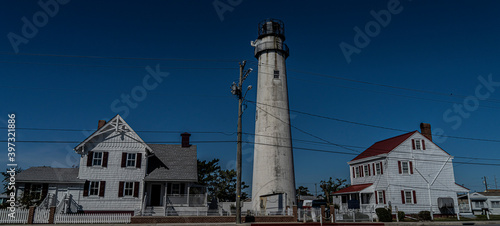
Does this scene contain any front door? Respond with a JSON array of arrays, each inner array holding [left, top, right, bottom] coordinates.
[[150, 184, 161, 206]]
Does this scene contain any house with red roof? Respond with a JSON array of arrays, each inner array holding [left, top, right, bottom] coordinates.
[[332, 123, 470, 218]]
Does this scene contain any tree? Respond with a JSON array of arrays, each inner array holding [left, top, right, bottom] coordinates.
[[197, 159, 249, 202], [296, 185, 313, 196], [319, 177, 349, 205]]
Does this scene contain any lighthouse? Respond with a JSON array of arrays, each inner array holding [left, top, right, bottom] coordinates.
[[251, 19, 296, 213]]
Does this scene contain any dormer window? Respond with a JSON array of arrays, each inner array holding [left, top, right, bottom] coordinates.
[[375, 162, 382, 175], [355, 167, 360, 178]]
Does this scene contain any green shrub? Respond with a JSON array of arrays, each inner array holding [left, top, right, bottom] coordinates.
[[375, 208, 392, 222], [418, 211, 432, 221], [397, 211, 405, 221]]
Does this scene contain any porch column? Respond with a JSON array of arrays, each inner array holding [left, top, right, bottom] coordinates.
[[187, 185, 190, 207], [467, 192, 472, 213], [359, 193, 362, 210]]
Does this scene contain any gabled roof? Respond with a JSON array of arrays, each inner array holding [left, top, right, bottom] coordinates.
[[16, 167, 84, 183], [145, 144, 197, 182], [74, 114, 153, 154], [455, 183, 470, 191], [351, 131, 417, 162], [477, 190, 500, 196], [332, 183, 373, 194]]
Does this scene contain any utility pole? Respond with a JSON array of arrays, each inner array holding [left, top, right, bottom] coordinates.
[[231, 60, 252, 224], [483, 176, 488, 191]]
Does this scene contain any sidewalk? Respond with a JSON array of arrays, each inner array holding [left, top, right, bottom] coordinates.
[[385, 221, 500, 225]]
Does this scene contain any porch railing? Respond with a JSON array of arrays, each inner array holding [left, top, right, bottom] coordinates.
[[167, 194, 206, 206]]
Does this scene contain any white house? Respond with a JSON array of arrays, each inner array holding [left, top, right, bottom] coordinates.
[[15, 114, 206, 216], [332, 123, 469, 218], [470, 190, 500, 215]]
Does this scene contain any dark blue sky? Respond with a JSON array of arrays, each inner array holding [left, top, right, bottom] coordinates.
[[2, 0, 500, 194]]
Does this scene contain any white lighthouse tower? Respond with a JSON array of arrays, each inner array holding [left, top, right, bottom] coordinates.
[[251, 19, 296, 213]]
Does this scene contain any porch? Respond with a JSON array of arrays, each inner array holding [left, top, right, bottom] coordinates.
[[142, 182, 207, 216]]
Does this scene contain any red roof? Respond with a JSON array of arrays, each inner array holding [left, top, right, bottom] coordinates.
[[455, 183, 470, 191], [351, 131, 417, 161], [333, 183, 373, 194]]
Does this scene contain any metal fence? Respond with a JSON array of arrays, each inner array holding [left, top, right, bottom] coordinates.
[[335, 209, 373, 222], [54, 213, 131, 224], [297, 208, 323, 222], [0, 209, 29, 224]]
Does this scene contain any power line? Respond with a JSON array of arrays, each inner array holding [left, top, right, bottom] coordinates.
[[248, 60, 500, 104], [3, 127, 500, 162], [0, 51, 243, 63], [245, 141, 500, 167], [0, 60, 238, 70], [0, 140, 235, 144], [252, 102, 360, 154], [248, 100, 500, 143]]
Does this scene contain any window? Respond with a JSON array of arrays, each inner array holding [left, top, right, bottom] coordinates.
[[361, 193, 370, 204], [171, 183, 180, 195], [475, 201, 484, 208], [378, 191, 384, 204], [401, 161, 409, 174], [126, 153, 136, 167], [415, 140, 421, 150], [355, 167, 360, 178], [92, 152, 103, 166], [341, 195, 348, 203], [364, 165, 369, 176], [376, 163, 381, 175], [124, 182, 134, 197], [491, 201, 500, 208], [30, 184, 43, 199], [274, 70, 279, 79], [89, 181, 100, 196], [405, 191, 413, 204]]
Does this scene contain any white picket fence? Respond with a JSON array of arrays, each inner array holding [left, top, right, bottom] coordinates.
[[54, 213, 131, 224], [33, 208, 50, 224], [0, 209, 29, 224]]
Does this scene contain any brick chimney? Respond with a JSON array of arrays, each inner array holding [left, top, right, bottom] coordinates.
[[181, 132, 191, 148], [97, 120, 106, 130], [420, 123, 432, 141]]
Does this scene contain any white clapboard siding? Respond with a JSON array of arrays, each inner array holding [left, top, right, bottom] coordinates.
[[54, 213, 131, 224], [0, 209, 29, 224]]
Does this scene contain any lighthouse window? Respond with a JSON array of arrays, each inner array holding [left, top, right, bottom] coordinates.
[[274, 70, 280, 78]]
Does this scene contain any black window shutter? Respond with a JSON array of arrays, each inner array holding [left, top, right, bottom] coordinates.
[[134, 182, 140, 198], [102, 152, 109, 167], [118, 182, 124, 197], [136, 153, 142, 168], [121, 153, 127, 167], [99, 181, 106, 197], [41, 183, 49, 199], [83, 181, 89, 197], [87, 151, 93, 167], [180, 183, 185, 194], [24, 183, 31, 197]]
